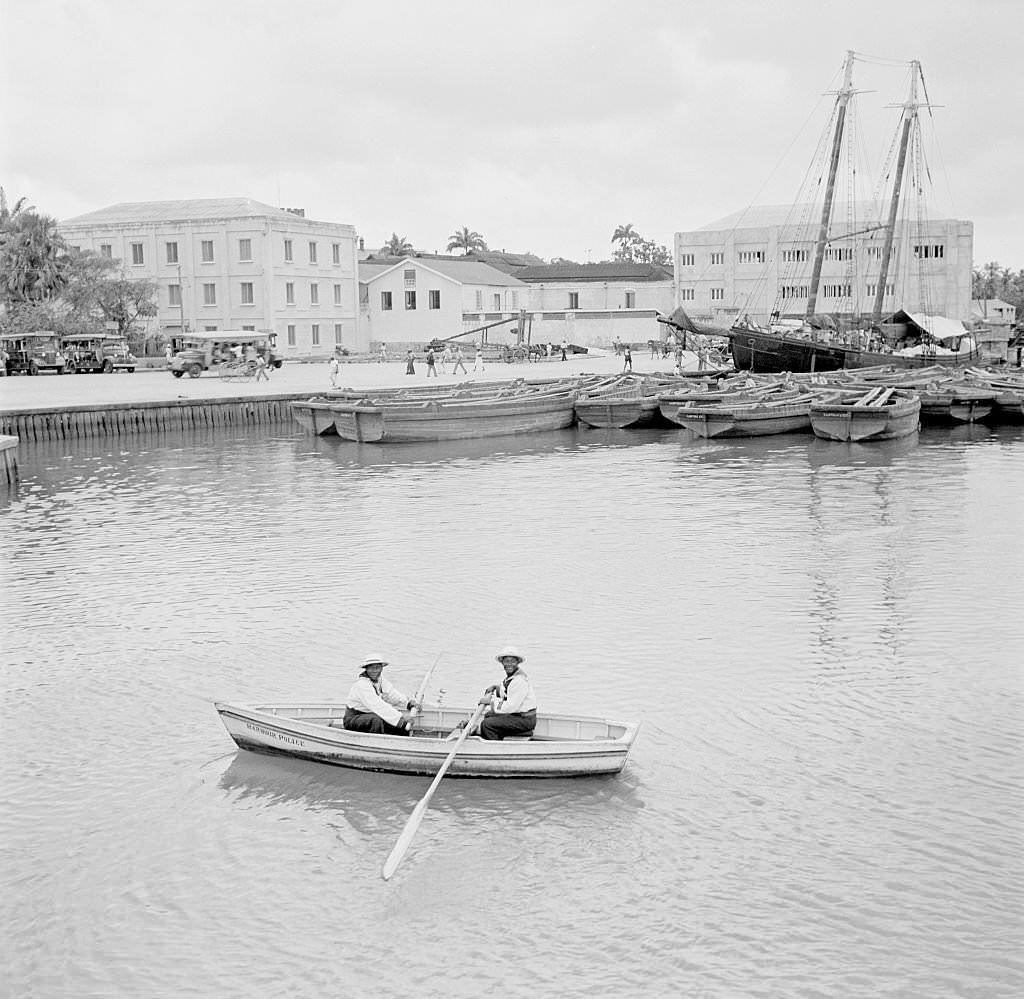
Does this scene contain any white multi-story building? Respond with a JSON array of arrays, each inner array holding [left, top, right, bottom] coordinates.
[[59, 198, 362, 355], [673, 205, 973, 327]]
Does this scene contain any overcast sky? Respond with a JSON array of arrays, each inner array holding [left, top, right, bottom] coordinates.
[[3, 0, 1021, 267]]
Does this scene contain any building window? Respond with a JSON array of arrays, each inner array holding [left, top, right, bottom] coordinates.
[[332, 243, 341, 265], [381, 291, 393, 311], [311, 323, 320, 346], [824, 247, 853, 261], [429, 290, 441, 310], [680, 288, 695, 301], [624, 291, 636, 308], [202, 283, 217, 305], [308, 241, 318, 264], [284, 239, 293, 262], [491, 293, 500, 309], [241, 282, 254, 305], [738, 250, 766, 264], [333, 283, 342, 306], [822, 283, 852, 298], [782, 248, 808, 262], [169, 284, 181, 306], [679, 253, 695, 267], [130, 242, 144, 265], [866, 282, 895, 297], [204, 325, 218, 332], [404, 269, 416, 287], [405, 290, 417, 310], [334, 323, 343, 345], [239, 238, 252, 262], [866, 246, 895, 261], [913, 244, 945, 259], [285, 282, 295, 305], [710, 288, 724, 301], [166, 241, 179, 264], [568, 292, 579, 310], [781, 285, 809, 299], [475, 290, 483, 309], [100, 244, 112, 258], [310, 282, 319, 306], [201, 240, 214, 263], [287, 324, 296, 346], [510, 291, 518, 309], [710, 252, 724, 265], [241, 325, 255, 331]]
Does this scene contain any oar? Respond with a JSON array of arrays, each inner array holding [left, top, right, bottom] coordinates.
[[382, 700, 488, 881], [407, 651, 444, 733]]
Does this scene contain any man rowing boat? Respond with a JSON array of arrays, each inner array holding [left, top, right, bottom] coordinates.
[[476, 646, 537, 741]]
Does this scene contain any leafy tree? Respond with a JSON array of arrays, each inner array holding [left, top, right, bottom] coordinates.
[[610, 224, 672, 267], [446, 226, 488, 255], [61, 249, 120, 328], [972, 261, 1024, 316], [612, 223, 638, 251], [0, 298, 75, 338], [0, 210, 68, 304], [380, 233, 414, 257], [93, 271, 159, 342], [0, 186, 35, 230]]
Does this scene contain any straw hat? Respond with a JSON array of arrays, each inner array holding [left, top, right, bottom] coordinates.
[[360, 656, 388, 669], [494, 646, 525, 664]]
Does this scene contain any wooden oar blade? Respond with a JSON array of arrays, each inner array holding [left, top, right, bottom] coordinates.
[[382, 798, 429, 880]]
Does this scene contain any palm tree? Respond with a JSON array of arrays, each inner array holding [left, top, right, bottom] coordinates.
[[0, 187, 34, 231], [612, 223, 638, 249], [380, 233, 414, 257], [446, 226, 488, 255], [0, 211, 68, 304]]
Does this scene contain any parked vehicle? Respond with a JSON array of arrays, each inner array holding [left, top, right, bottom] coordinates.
[[168, 330, 281, 378], [0, 332, 66, 375], [60, 333, 136, 374]]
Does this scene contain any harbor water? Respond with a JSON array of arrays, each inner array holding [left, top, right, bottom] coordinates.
[[2, 422, 1023, 998]]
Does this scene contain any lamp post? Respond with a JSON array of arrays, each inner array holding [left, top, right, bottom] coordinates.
[[176, 263, 187, 341]]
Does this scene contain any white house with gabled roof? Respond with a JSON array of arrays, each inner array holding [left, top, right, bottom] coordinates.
[[359, 255, 527, 347]]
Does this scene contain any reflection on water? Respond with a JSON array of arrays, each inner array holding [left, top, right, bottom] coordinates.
[[3, 423, 1023, 997]]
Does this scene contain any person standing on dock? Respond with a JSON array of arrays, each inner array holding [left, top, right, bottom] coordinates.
[[560, 338, 568, 361], [474, 345, 485, 373], [474, 647, 537, 741], [329, 354, 340, 388], [405, 350, 416, 375], [452, 345, 467, 375], [378, 342, 387, 364], [426, 347, 438, 378], [342, 656, 417, 736], [623, 345, 633, 372]]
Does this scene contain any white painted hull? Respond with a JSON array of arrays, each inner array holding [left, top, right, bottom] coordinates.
[[215, 702, 639, 777]]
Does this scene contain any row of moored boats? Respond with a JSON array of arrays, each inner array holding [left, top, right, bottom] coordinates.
[[291, 366, 1024, 444]]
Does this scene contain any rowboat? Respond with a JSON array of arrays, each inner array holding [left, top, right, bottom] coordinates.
[[673, 391, 822, 438], [214, 701, 640, 777], [326, 382, 585, 443], [574, 374, 688, 429], [809, 386, 921, 442]]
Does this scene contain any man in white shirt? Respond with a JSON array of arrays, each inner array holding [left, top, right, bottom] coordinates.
[[477, 646, 537, 741], [343, 656, 417, 736]]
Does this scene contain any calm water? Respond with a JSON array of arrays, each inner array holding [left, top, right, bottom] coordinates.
[[2, 421, 1023, 998]]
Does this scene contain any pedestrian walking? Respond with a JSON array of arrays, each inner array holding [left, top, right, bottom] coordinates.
[[622, 345, 633, 372], [405, 350, 416, 375], [441, 345, 452, 374], [378, 342, 387, 364], [560, 339, 568, 361], [452, 345, 468, 374], [0, 345, 8, 377], [473, 345, 485, 373], [164, 343, 173, 366], [329, 354, 340, 388], [255, 354, 269, 382], [426, 347, 438, 378]]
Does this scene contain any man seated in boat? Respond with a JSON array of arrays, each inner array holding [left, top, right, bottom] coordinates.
[[474, 646, 538, 741], [342, 656, 418, 736]]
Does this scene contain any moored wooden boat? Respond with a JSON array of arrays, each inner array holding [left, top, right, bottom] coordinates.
[[809, 386, 920, 441], [917, 384, 998, 424], [291, 400, 342, 435], [328, 381, 585, 442], [214, 702, 640, 777], [673, 391, 822, 438], [574, 374, 680, 429]]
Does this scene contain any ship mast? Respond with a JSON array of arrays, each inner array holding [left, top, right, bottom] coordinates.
[[871, 60, 921, 324], [806, 50, 856, 320]]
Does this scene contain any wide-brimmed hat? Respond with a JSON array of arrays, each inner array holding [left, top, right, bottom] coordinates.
[[360, 656, 388, 669], [494, 646, 525, 664]]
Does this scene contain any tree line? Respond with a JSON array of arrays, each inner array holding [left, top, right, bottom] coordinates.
[[972, 262, 1024, 320], [0, 188, 158, 349]]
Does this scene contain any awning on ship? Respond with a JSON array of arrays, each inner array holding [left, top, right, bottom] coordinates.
[[892, 310, 968, 341]]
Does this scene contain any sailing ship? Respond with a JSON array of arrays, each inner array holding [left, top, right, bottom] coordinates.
[[720, 52, 980, 374]]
